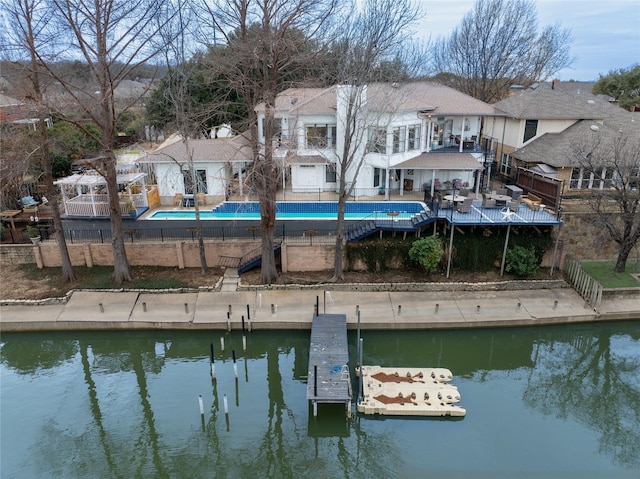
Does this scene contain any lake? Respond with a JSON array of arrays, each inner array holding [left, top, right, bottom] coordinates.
[[1, 321, 639, 478]]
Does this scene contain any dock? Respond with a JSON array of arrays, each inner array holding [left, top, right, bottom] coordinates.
[[306, 314, 352, 417], [357, 365, 466, 417]]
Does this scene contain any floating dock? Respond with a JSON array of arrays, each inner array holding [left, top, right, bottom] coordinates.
[[306, 314, 352, 417], [357, 365, 466, 417]]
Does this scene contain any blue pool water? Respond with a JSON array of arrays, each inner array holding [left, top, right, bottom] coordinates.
[[149, 201, 426, 220]]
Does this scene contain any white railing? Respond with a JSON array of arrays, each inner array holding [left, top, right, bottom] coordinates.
[[64, 193, 146, 217], [564, 257, 603, 310]]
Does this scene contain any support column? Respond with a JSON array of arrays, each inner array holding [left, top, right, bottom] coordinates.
[[176, 241, 185, 269], [83, 242, 94, 267]]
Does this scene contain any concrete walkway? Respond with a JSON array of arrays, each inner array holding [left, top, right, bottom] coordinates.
[[1, 286, 637, 332]]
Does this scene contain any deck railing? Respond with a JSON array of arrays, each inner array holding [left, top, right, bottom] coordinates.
[[563, 257, 603, 310]]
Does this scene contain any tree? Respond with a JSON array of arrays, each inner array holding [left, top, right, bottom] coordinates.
[[430, 0, 573, 103], [409, 236, 444, 274], [197, 0, 339, 284], [329, 0, 425, 281], [570, 128, 640, 273], [3, 0, 75, 282], [37, 0, 174, 283], [593, 65, 640, 112]]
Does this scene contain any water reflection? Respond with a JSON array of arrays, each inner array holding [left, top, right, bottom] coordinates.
[[2, 323, 639, 478]]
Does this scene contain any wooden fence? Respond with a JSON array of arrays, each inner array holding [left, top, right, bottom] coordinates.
[[564, 257, 603, 310]]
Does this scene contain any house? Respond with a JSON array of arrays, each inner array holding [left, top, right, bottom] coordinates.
[[254, 82, 503, 199], [136, 133, 254, 205], [488, 80, 640, 207]]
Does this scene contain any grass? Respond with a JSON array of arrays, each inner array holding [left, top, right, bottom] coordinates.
[[22, 264, 198, 290], [580, 260, 640, 289]]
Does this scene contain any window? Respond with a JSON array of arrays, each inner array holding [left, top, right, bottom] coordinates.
[[305, 124, 336, 149], [325, 164, 336, 183], [523, 119, 538, 143], [367, 127, 387, 153], [392, 126, 406, 153], [408, 124, 421, 150], [373, 167, 386, 187], [570, 167, 581, 189], [500, 154, 512, 176], [183, 168, 207, 194]]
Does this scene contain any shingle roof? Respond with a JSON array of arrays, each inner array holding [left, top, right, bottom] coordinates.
[[141, 133, 253, 163], [258, 81, 502, 117], [493, 81, 614, 120], [510, 117, 640, 168]]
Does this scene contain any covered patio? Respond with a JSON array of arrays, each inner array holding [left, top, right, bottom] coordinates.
[[55, 171, 158, 218], [393, 152, 485, 199]]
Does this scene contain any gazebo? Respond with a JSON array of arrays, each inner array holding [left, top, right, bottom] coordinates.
[[54, 170, 156, 218]]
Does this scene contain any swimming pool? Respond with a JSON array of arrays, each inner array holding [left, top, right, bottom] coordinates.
[[148, 201, 427, 220]]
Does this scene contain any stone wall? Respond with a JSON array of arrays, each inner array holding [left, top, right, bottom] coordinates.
[[0, 244, 36, 265]]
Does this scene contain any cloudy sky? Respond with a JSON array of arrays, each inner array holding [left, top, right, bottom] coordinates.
[[416, 0, 640, 81]]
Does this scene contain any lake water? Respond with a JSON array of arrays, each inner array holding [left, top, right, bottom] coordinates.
[[2, 321, 639, 479]]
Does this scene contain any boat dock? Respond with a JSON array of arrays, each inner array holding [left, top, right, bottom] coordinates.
[[357, 365, 466, 417], [306, 313, 352, 417]]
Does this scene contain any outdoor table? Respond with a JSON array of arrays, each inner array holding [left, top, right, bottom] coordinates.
[[443, 194, 466, 203], [0, 210, 21, 231], [491, 194, 511, 205]]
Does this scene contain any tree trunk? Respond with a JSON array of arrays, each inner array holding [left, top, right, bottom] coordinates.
[[43, 160, 75, 282], [332, 190, 348, 281], [104, 156, 132, 283], [194, 194, 209, 274], [259, 187, 279, 284], [614, 241, 634, 273]]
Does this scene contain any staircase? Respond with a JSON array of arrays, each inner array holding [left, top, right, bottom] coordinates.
[[237, 240, 283, 274]]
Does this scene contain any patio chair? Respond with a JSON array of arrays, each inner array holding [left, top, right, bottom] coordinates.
[[196, 192, 206, 206], [456, 197, 473, 213], [482, 194, 496, 208], [507, 200, 520, 212], [172, 193, 184, 207], [497, 188, 508, 196], [458, 188, 470, 197]]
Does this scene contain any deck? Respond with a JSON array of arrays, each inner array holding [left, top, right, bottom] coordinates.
[[306, 313, 352, 416], [356, 365, 466, 417]]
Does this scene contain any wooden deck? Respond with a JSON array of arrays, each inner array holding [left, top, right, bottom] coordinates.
[[306, 313, 352, 416]]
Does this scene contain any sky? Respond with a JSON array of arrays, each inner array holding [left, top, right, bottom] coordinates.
[[415, 0, 640, 81]]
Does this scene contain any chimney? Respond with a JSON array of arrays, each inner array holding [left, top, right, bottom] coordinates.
[[552, 79, 560, 90]]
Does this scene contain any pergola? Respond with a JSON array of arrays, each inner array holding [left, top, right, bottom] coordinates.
[[55, 171, 148, 218]]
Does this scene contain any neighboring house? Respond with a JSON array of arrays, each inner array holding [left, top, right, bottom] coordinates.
[[488, 80, 640, 206], [137, 133, 254, 205], [255, 82, 502, 198]]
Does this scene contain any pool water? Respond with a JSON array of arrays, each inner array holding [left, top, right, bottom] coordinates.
[[149, 201, 427, 220]]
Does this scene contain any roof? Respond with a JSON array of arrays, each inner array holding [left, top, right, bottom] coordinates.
[[493, 81, 615, 120], [394, 153, 483, 170], [54, 171, 146, 186], [510, 118, 638, 168], [258, 81, 502, 117], [139, 133, 254, 163]]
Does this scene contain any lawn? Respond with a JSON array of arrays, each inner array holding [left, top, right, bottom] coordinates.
[[580, 260, 640, 289]]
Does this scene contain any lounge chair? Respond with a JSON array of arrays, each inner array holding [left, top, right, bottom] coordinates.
[[196, 192, 206, 206]]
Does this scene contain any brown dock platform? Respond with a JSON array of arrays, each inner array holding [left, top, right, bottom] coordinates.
[[306, 313, 352, 417]]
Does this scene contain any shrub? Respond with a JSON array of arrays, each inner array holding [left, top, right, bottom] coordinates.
[[409, 236, 444, 274], [505, 246, 539, 277]]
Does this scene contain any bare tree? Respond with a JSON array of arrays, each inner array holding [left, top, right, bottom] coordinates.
[[570, 127, 640, 273], [196, 0, 339, 284], [154, 1, 211, 273], [329, 0, 424, 281], [3, 0, 75, 281], [34, 0, 174, 283], [431, 0, 573, 103]]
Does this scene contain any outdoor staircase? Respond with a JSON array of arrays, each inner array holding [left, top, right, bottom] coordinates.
[[237, 240, 283, 274]]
